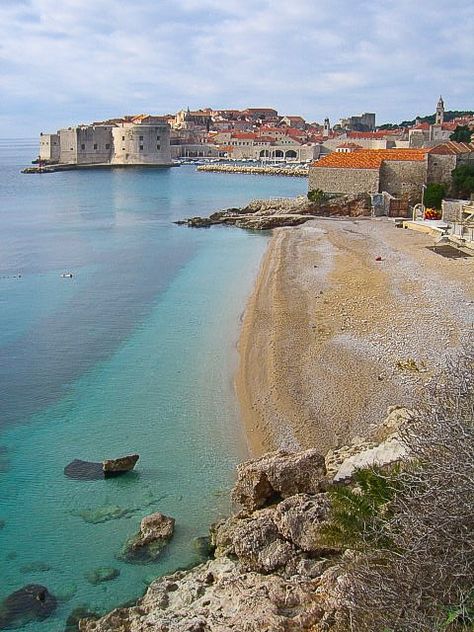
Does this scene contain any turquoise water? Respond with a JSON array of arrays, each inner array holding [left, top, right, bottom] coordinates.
[[0, 140, 306, 630]]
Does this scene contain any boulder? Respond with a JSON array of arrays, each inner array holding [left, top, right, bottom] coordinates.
[[102, 454, 139, 477], [272, 493, 332, 554], [85, 567, 120, 586], [0, 584, 57, 629], [232, 449, 327, 511], [65, 606, 99, 632], [122, 513, 175, 563]]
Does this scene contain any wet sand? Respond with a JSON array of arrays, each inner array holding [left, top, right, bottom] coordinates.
[[236, 218, 473, 456]]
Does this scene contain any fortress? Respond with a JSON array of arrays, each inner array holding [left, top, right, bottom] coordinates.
[[39, 115, 172, 167]]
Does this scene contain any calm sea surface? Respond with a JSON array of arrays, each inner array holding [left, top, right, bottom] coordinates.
[[0, 139, 306, 630]]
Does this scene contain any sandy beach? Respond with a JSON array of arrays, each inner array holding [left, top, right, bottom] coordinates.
[[237, 218, 473, 456]]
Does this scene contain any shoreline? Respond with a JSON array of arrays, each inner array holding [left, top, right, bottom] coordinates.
[[236, 218, 473, 457]]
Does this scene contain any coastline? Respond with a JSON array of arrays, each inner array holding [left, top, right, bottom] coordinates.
[[237, 218, 473, 456]]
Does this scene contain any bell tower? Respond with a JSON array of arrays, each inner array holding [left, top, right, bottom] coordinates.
[[323, 118, 331, 136], [435, 96, 445, 126]]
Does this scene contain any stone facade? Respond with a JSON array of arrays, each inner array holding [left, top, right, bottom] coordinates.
[[308, 167, 380, 195], [379, 159, 427, 199], [39, 133, 60, 162], [40, 122, 172, 167], [427, 154, 457, 186]]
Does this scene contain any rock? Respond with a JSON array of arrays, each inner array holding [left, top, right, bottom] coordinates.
[[0, 584, 57, 629], [272, 494, 332, 554], [20, 561, 51, 574], [122, 513, 175, 563], [193, 536, 214, 562], [78, 558, 322, 632], [65, 606, 99, 631], [64, 454, 139, 480], [73, 504, 136, 524], [102, 454, 139, 477], [85, 567, 120, 586], [232, 449, 326, 511], [333, 438, 407, 483], [0, 519, 5, 530], [64, 459, 104, 480]]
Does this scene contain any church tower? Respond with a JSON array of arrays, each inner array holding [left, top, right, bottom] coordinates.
[[323, 118, 331, 136], [435, 96, 445, 125]]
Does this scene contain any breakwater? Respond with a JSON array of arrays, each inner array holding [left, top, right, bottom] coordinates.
[[197, 164, 309, 177]]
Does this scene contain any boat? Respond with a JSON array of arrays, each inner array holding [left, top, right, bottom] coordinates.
[[60, 272, 73, 278]]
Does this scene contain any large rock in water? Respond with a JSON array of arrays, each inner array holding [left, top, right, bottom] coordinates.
[[64, 454, 139, 480], [0, 584, 57, 629], [103, 454, 139, 477], [122, 513, 175, 563], [232, 449, 327, 511]]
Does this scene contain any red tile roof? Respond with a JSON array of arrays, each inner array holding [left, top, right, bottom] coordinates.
[[231, 132, 256, 139], [428, 141, 474, 155], [312, 149, 427, 169], [336, 142, 363, 149]]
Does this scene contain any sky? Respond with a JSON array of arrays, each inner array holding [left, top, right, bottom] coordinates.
[[0, 0, 473, 137]]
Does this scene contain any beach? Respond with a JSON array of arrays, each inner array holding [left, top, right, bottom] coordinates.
[[237, 218, 473, 456]]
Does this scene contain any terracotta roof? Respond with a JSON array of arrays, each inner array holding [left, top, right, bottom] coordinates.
[[231, 132, 256, 139], [411, 122, 430, 131], [428, 141, 474, 155], [312, 149, 427, 170], [336, 142, 363, 149]]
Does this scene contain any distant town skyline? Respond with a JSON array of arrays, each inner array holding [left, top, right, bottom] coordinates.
[[0, 0, 473, 137]]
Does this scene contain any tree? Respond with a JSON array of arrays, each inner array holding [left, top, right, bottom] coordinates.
[[423, 183, 446, 210], [451, 164, 474, 199], [307, 188, 328, 205], [450, 126, 472, 143]]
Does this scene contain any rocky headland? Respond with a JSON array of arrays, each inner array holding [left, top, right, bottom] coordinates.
[[176, 194, 371, 230], [79, 408, 410, 632]]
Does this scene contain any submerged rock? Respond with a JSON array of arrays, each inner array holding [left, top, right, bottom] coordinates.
[[65, 606, 99, 632], [103, 454, 139, 477], [20, 561, 51, 574], [0, 519, 5, 530], [73, 504, 136, 524], [0, 584, 57, 629], [122, 513, 175, 563], [54, 582, 78, 603], [64, 460, 104, 481], [232, 449, 327, 511], [85, 567, 120, 586]]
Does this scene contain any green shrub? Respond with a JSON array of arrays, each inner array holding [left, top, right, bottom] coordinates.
[[307, 188, 328, 205]]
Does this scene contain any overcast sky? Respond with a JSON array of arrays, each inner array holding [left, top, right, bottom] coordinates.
[[1, 0, 473, 137]]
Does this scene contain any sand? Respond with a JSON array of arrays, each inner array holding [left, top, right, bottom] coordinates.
[[236, 218, 473, 456]]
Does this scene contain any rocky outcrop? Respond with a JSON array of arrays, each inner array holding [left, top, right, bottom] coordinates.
[[85, 567, 120, 585], [122, 513, 175, 563], [177, 194, 371, 230], [231, 449, 327, 511], [0, 584, 57, 629], [80, 410, 411, 632], [103, 454, 139, 477]]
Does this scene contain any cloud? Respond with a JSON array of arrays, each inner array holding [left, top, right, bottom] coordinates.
[[0, 0, 473, 135]]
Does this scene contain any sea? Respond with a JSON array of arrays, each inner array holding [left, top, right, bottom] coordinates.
[[0, 139, 306, 630]]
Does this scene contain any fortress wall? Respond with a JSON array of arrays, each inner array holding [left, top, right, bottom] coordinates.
[[39, 134, 60, 162], [111, 125, 172, 165], [379, 160, 427, 199], [75, 127, 113, 165], [309, 166, 380, 194]]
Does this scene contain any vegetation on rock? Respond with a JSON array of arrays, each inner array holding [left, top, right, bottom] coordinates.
[[451, 164, 474, 199]]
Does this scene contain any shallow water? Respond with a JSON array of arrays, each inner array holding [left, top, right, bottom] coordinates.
[[0, 140, 306, 630]]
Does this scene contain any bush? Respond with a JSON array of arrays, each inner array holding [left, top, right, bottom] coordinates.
[[424, 183, 445, 210], [327, 350, 474, 631], [307, 188, 328, 205], [450, 126, 472, 143], [451, 164, 474, 199]]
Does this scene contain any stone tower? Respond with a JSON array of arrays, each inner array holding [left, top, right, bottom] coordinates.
[[323, 118, 331, 136], [435, 96, 445, 125]]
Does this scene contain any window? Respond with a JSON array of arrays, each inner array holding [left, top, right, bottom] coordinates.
[[157, 135, 160, 141], [139, 145, 144, 151], [81, 144, 85, 150], [157, 144, 160, 150], [93, 144, 98, 150], [139, 135, 143, 141], [105, 143, 110, 150], [122, 136, 125, 141]]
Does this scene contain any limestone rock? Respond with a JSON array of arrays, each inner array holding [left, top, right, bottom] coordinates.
[[122, 512, 175, 563], [85, 567, 120, 585], [0, 584, 57, 629], [102, 454, 139, 477], [79, 558, 323, 632], [272, 494, 332, 554], [64, 459, 104, 481], [232, 449, 326, 511]]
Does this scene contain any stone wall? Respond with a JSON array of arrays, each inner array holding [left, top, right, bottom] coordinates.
[[75, 126, 113, 165], [379, 160, 427, 200], [427, 154, 456, 186], [309, 166, 380, 195], [59, 128, 78, 164], [111, 124, 172, 165], [39, 133, 60, 162]]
